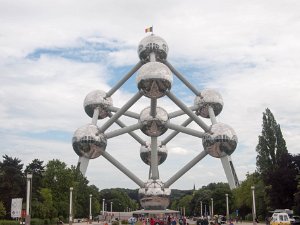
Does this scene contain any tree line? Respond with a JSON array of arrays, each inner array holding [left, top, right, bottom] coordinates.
[[0, 108, 299, 221]]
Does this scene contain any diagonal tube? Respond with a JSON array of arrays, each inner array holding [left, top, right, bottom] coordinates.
[[108, 106, 140, 119], [109, 114, 146, 146], [105, 122, 142, 139], [166, 121, 205, 138], [100, 149, 145, 187], [161, 117, 193, 145], [163, 150, 208, 188], [106, 61, 143, 97], [169, 105, 198, 119], [164, 60, 200, 96], [166, 91, 210, 132], [100, 91, 143, 132]]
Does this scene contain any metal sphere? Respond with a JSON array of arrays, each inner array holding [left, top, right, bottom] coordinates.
[[138, 179, 171, 210], [84, 90, 113, 119], [194, 89, 223, 118], [140, 141, 168, 165], [72, 124, 107, 159], [140, 107, 169, 137], [138, 35, 169, 62], [137, 62, 173, 98], [202, 123, 238, 158]]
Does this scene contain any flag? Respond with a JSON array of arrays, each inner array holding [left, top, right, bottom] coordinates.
[[145, 26, 153, 33]]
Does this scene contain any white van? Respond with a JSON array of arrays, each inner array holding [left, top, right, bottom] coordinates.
[[271, 212, 291, 225]]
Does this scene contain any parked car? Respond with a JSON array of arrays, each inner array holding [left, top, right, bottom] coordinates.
[[271, 213, 291, 225], [292, 216, 300, 225]]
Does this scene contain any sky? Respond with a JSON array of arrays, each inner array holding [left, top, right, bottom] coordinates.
[[0, 0, 299, 191]]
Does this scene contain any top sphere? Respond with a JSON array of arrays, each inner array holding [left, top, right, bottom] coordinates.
[[138, 35, 169, 62], [84, 90, 113, 119], [194, 89, 223, 118]]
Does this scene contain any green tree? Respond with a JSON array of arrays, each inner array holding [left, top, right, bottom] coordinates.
[[0, 201, 6, 218], [232, 172, 266, 218], [0, 155, 25, 218], [256, 108, 297, 209], [42, 159, 74, 219], [25, 159, 45, 199]]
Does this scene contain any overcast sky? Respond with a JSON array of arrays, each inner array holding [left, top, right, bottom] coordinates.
[[0, 0, 299, 191]]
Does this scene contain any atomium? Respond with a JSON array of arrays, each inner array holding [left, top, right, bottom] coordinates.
[[72, 124, 107, 159], [202, 122, 237, 158], [84, 90, 113, 119], [72, 33, 240, 211], [138, 35, 169, 62], [138, 179, 171, 210], [140, 107, 169, 137], [194, 89, 223, 118], [137, 62, 173, 98], [140, 141, 167, 165]]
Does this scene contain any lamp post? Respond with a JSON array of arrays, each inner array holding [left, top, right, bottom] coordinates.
[[25, 173, 33, 225], [89, 194, 92, 224], [211, 198, 214, 217], [111, 202, 113, 213], [102, 199, 105, 221], [200, 201, 203, 217], [251, 186, 256, 225], [118, 203, 121, 225], [69, 187, 73, 225], [225, 194, 229, 221]]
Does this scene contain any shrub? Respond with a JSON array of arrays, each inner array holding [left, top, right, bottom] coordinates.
[[31, 218, 44, 225], [245, 213, 253, 221], [0, 220, 19, 225]]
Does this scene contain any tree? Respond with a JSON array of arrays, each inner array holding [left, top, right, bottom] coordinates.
[[256, 108, 297, 209], [0, 201, 6, 218], [232, 172, 266, 218], [0, 155, 25, 218], [25, 159, 45, 199]]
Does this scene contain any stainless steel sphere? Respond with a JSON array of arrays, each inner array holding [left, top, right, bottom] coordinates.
[[72, 124, 107, 159], [138, 179, 171, 210], [140, 141, 167, 165], [140, 107, 169, 137], [84, 90, 113, 119], [194, 89, 223, 118], [202, 122, 238, 158], [138, 35, 169, 62], [137, 62, 173, 98]]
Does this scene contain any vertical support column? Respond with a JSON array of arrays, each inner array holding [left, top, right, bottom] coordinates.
[[226, 194, 229, 221], [150, 137, 159, 180], [92, 108, 99, 125], [204, 205, 207, 217], [69, 187, 73, 225], [89, 194, 92, 224], [25, 173, 32, 225], [251, 186, 256, 225]]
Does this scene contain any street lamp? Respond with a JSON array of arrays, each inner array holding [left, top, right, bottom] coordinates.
[[225, 194, 229, 221], [211, 198, 214, 217], [200, 201, 203, 217], [69, 187, 73, 225], [251, 186, 256, 225], [111, 202, 113, 213], [118, 203, 121, 225], [25, 173, 33, 225], [89, 194, 92, 224], [102, 199, 105, 221]]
